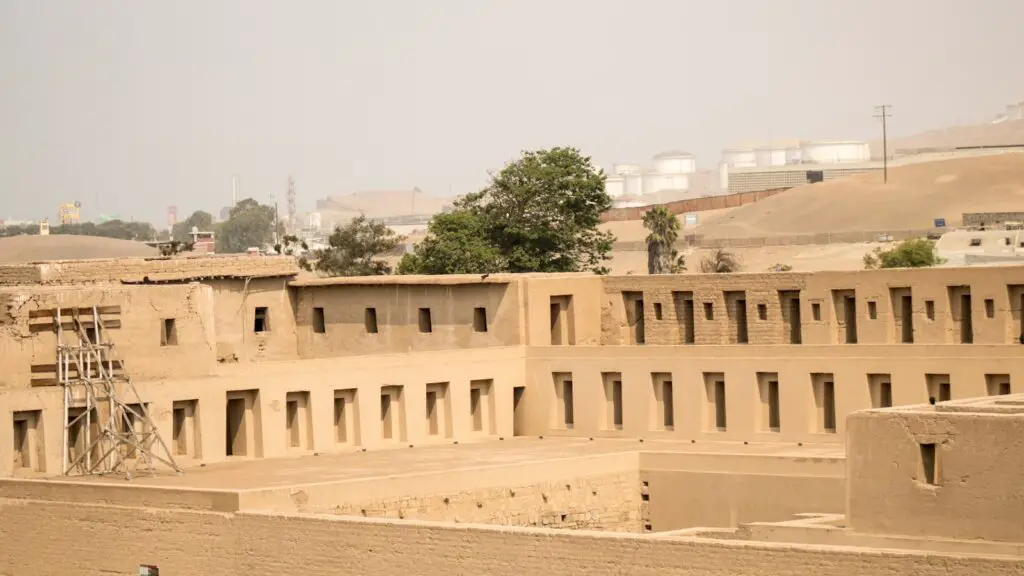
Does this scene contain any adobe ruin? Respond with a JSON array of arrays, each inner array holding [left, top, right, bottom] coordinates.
[[0, 255, 1022, 574]]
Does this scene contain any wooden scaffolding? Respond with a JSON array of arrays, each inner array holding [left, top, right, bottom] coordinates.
[[45, 305, 182, 479]]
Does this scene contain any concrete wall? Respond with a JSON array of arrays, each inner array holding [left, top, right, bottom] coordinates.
[[963, 212, 1024, 228], [1, 498, 1021, 575], [847, 401, 1024, 543]]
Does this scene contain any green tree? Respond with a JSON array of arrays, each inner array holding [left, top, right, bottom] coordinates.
[[172, 210, 215, 242], [399, 147, 615, 275], [699, 248, 741, 273], [51, 219, 158, 241], [863, 238, 945, 269], [396, 210, 502, 275], [307, 215, 403, 276], [216, 199, 277, 254], [643, 206, 684, 274], [0, 223, 39, 237]]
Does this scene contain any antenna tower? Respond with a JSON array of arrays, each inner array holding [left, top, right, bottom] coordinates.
[[286, 176, 297, 232], [48, 305, 181, 479], [232, 174, 241, 206]]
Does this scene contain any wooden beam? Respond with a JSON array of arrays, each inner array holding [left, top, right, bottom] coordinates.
[[27, 306, 122, 319]]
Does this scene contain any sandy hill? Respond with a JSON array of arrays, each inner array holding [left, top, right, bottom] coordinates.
[[317, 189, 455, 221], [600, 207, 737, 244], [870, 119, 1024, 155], [696, 153, 1024, 240], [0, 235, 158, 263]]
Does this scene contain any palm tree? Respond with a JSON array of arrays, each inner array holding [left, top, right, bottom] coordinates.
[[700, 248, 740, 273], [643, 206, 684, 274]]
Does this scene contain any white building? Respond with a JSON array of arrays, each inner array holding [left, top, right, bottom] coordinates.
[[718, 138, 871, 189], [603, 150, 697, 199]]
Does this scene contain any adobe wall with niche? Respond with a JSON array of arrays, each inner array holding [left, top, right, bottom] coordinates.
[[521, 345, 1024, 443], [1, 498, 1022, 575], [0, 284, 217, 389], [521, 274, 604, 346], [599, 267, 1024, 346], [94, 347, 527, 469], [207, 277, 298, 363], [293, 282, 522, 358], [640, 452, 845, 530], [847, 397, 1024, 543]]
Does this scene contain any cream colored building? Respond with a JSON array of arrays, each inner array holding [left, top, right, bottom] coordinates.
[[0, 255, 1023, 574]]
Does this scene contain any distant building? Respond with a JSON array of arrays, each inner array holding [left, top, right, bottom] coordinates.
[[604, 150, 697, 200]]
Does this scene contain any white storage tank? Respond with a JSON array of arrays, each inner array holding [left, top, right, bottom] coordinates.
[[785, 146, 803, 164], [658, 173, 689, 191], [605, 176, 625, 198], [624, 173, 643, 197], [721, 148, 757, 168], [641, 173, 659, 195], [719, 163, 730, 189], [652, 150, 697, 175], [755, 147, 787, 167], [800, 140, 871, 164], [613, 163, 642, 176]]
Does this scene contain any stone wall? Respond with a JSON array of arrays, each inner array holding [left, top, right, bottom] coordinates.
[[327, 471, 642, 532], [963, 212, 1024, 228]]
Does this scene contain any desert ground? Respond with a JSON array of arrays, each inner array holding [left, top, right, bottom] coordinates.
[[695, 153, 1024, 239], [0, 234, 158, 263], [607, 243, 894, 275]]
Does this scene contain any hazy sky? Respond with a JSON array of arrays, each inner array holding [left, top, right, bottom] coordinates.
[[2, 0, 1022, 224]]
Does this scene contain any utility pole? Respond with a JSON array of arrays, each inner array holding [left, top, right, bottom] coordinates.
[[874, 105, 891, 183]]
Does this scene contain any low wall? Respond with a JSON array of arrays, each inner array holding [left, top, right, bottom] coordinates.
[[238, 452, 640, 534], [641, 452, 845, 530], [0, 254, 299, 285], [1, 498, 1020, 575], [613, 227, 939, 251], [0, 478, 239, 512], [601, 189, 788, 223], [325, 469, 641, 532]]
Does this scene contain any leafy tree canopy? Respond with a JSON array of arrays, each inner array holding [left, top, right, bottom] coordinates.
[[172, 210, 215, 242], [396, 210, 502, 275], [643, 206, 684, 274], [216, 199, 278, 254], [399, 147, 615, 275], [864, 238, 945, 269], [1, 220, 158, 241], [307, 215, 403, 276]]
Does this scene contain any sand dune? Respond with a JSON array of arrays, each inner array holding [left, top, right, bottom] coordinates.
[[697, 153, 1024, 240], [0, 235, 158, 263]]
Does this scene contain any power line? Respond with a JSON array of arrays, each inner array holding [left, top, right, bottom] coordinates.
[[874, 105, 892, 183]]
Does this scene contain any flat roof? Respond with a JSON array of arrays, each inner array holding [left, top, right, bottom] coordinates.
[[48, 437, 842, 491], [289, 272, 592, 287], [871, 393, 1024, 415]]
